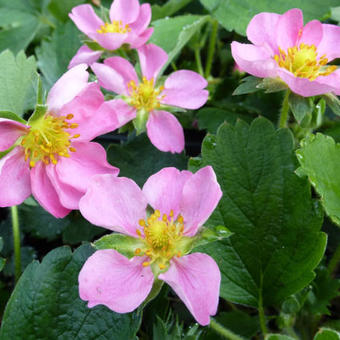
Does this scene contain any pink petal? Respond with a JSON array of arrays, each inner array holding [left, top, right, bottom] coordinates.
[[96, 99, 136, 130], [91, 31, 128, 51], [92, 62, 128, 95], [164, 70, 207, 91], [129, 3, 152, 34], [299, 20, 323, 47], [68, 45, 102, 69], [128, 27, 154, 49], [45, 165, 83, 210], [69, 4, 104, 38], [180, 166, 222, 236], [0, 147, 31, 206], [47, 64, 89, 114], [104, 56, 138, 87], [109, 0, 140, 24], [277, 68, 335, 97], [30, 162, 71, 218], [142, 167, 192, 218], [246, 12, 280, 53], [79, 174, 147, 236], [59, 83, 114, 141], [0, 118, 27, 151], [138, 44, 168, 80], [146, 110, 184, 154], [230, 42, 277, 78], [315, 69, 340, 95], [159, 253, 220, 326], [317, 23, 340, 61], [276, 8, 303, 51], [56, 141, 119, 193], [79, 250, 154, 313]]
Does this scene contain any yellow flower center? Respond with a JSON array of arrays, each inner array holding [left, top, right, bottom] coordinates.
[[135, 209, 184, 271], [97, 21, 131, 34], [20, 114, 80, 168], [128, 77, 165, 112], [274, 43, 337, 81]]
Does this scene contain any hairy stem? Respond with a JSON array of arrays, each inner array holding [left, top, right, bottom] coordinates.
[[11, 206, 21, 283], [205, 19, 219, 78], [279, 90, 290, 128], [210, 319, 244, 340]]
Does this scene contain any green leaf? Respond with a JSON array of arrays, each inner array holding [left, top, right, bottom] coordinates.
[[257, 77, 288, 93], [192, 118, 326, 307], [331, 7, 340, 23], [323, 93, 340, 116], [0, 111, 26, 124], [152, 0, 194, 20], [36, 21, 82, 89], [0, 50, 36, 117], [288, 92, 313, 123], [94, 233, 145, 258], [48, 0, 84, 22], [200, 0, 339, 36], [314, 328, 340, 340], [150, 15, 210, 72], [296, 133, 340, 226], [232, 76, 262, 95], [265, 335, 295, 340], [0, 245, 142, 339], [191, 226, 233, 250], [107, 134, 188, 187]]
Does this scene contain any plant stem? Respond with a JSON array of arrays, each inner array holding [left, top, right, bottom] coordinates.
[[258, 274, 268, 336], [279, 90, 290, 128], [11, 206, 21, 283], [194, 46, 204, 76], [210, 319, 244, 340], [205, 19, 218, 78], [328, 243, 340, 276]]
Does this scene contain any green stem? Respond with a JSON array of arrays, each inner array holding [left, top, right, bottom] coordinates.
[[11, 206, 21, 283], [328, 243, 340, 275], [279, 90, 290, 128], [194, 46, 204, 76], [258, 274, 268, 336], [210, 319, 244, 340], [205, 19, 218, 78]]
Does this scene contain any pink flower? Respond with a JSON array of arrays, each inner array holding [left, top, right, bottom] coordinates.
[[0, 64, 119, 218], [69, 0, 153, 67], [78, 166, 222, 325], [91, 43, 209, 153], [231, 8, 340, 97]]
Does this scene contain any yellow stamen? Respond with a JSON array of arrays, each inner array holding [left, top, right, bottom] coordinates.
[[97, 20, 131, 34]]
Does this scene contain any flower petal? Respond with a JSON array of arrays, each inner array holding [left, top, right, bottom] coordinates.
[[79, 250, 154, 313], [104, 56, 138, 86], [30, 162, 71, 218], [277, 68, 335, 97], [91, 31, 128, 51], [79, 174, 147, 236], [92, 62, 128, 95], [68, 45, 102, 69], [299, 20, 323, 47], [69, 4, 104, 38], [317, 23, 340, 61], [314, 69, 340, 95], [128, 27, 154, 49], [47, 64, 89, 113], [230, 42, 277, 78], [159, 253, 221, 326], [246, 12, 280, 53], [142, 167, 192, 218], [95, 99, 136, 130], [138, 44, 168, 80], [45, 165, 83, 210], [0, 147, 31, 206], [56, 141, 118, 193], [276, 8, 303, 51], [109, 0, 140, 24], [146, 110, 184, 153], [59, 83, 114, 141], [0, 118, 27, 151], [180, 166, 222, 236], [129, 3, 151, 34]]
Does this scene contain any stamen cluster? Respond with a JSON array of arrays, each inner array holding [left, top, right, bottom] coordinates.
[[21, 114, 80, 168], [97, 21, 131, 34], [274, 43, 337, 81], [135, 209, 184, 270]]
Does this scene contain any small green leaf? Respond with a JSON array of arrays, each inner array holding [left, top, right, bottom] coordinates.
[[232, 76, 262, 95], [296, 133, 340, 226], [152, 0, 194, 20], [94, 233, 145, 258], [323, 93, 340, 116], [257, 77, 287, 93], [288, 92, 313, 123], [314, 328, 340, 340], [331, 6, 340, 23], [0, 111, 26, 124], [0, 50, 36, 117], [0, 245, 142, 339], [191, 226, 233, 249]]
